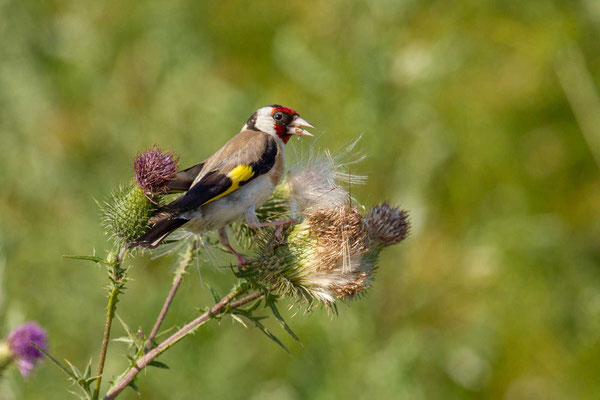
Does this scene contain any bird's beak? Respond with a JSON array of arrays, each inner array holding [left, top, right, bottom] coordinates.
[[289, 116, 315, 137]]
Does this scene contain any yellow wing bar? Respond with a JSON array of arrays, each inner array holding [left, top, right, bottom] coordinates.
[[201, 165, 255, 206]]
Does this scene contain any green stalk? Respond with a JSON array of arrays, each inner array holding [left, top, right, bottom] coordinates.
[[93, 247, 128, 400]]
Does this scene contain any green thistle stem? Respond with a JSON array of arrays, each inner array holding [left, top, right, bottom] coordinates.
[[103, 288, 266, 400], [93, 246, 128, 400]]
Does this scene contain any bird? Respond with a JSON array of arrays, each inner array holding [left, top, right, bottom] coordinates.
[[130, 104, 314, 268]]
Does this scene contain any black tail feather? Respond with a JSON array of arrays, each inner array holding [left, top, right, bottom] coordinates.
[[129, 218, 188, 249]]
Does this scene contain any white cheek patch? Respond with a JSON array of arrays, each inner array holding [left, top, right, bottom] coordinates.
[[254, 107, 276, 135]]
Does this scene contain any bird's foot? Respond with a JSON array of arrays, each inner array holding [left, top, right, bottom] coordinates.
[[235, 255, 255, 272], [274, 219, 298, 242], [247, 218, 299, 241]]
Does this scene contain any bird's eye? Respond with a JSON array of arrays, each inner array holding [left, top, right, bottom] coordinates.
[[273, 112, 284, 121]]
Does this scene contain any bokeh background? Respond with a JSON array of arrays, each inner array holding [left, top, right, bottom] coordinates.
[[1, 0, 600, 399]]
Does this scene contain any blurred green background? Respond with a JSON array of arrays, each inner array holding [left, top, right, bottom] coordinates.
[[1, 0, 600, 399]]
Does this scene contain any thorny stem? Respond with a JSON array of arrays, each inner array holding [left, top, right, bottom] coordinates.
[[144, 241, 196, 353], [103, 289, 266, 400], [93, 247, 128, 400], [229, 290, 265, 309]]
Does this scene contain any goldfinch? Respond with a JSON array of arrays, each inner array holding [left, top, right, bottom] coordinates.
[[131, 105, 314, 267]]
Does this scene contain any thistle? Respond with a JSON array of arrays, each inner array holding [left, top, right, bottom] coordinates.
[[134, 145, 179, 195], [233, 144, 409, 307], [0, 322, 48, 376], [99, 146, 180, 246], [251, 202, 409, 306], [52, 139, 412, 399], [101, 183, 157, 245], [366, 202, 411, 248]]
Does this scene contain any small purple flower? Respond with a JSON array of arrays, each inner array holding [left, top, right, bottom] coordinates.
[[8, 322, 48, 376], [134, 145, 179, 194]]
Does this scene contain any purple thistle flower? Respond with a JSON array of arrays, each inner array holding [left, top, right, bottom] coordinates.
[[134, 145, 179, 195], [7, 322, 47, 376]]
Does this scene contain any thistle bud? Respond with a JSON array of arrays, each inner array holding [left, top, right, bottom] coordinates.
[[101, 183, 157, 245], [366, 202, 410, 247], [134, 145, 179, 195]]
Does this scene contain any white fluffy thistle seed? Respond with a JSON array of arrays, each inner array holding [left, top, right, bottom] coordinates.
[[285, 139, 366, 212]]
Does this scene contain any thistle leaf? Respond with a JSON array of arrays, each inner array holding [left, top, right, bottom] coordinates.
[[208, 286, 220, 304], [231, 314, 248, 328], [63, 255, 106, 265], [116, 314, 144, 351], [128, 379, 141, 395], [235, 313, 289, 353], [267, 297, 300, 341], [250, 317, 289, 353], [83, 359, 92, 379], [65, 359, 82, 379], [148, 360, 170, 369], [31, 343, 77, 381]]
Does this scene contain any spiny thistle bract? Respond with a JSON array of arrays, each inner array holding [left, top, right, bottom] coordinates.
[[366, 202, 411, 248], [101, 183, 158, 246]]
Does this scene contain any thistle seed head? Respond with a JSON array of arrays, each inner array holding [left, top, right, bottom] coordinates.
[[253, 204, 376, 306], [134, 145, 179, 195], [305, 205, 369, 271], [237, 141, 410, 309]]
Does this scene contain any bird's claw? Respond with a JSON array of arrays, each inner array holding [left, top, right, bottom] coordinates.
[[236, 256, 255, 272], [275, 219, 298, 242]]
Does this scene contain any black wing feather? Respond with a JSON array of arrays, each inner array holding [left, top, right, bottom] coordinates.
[[129, 218, 188, 248], [165, 170, 234, 212], [248, 137, 277, 176], [167, 162, 205, 192]]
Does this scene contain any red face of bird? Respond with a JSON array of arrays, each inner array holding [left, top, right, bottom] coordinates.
[[243, 105, 314, 144]]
